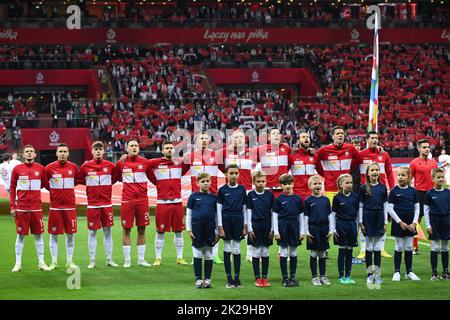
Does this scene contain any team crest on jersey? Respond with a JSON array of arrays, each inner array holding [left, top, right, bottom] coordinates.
[[103, 167, 108, 173], [378, 156, 383, 161], [35, 171, 40, 176], [138, 165, 143, 169], [345, 151, 349, 156], [68, 170, 73, 175], [310, 157, 314, 162]]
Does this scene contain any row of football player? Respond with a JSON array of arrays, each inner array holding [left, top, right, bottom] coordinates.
[[8, 141, 448, 287], [9, 127, 387, 273]]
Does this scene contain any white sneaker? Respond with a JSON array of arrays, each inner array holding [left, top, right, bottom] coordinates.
[[48, 262, 58, 270], [12, 264, 21, 272], [406, 272, 421, 281], [123, 260, 131, 268], [87, 261, 96, 269], [66, 262, 79, 269], [312, 277, 322, 286], [320, 276, 331, 285], [38, 262, 51, 271], [367, 275, 375, 284], [392, 272, 401, 281], [137, 259, 152, 267], [106, 260, 119, 267]]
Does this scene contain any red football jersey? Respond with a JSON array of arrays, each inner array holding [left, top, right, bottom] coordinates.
[[10, 162, 47, 211], [217, 147, 255, 191], [148, 157, 189, 203], [315, 143, 362, 192], [45, 160, 79, 209], [114, 155, 152, 204], [359, 148, 395, 189], [77, 159, 116, 207], [184, 150, 219, 194], [410, 157, 437, 191], [257, 143, 291, 189], [288, 148, 317, 198]]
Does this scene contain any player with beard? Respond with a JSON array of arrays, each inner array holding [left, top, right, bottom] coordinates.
[[289, 131, 317, 203], [149, 141, 190, 266]]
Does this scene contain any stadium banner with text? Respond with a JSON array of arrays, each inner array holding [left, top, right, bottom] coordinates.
[[21, 128, 93, 161], [207, 68, 319, 97], [0, 70, 100, 98], [0, 28, 449, 45]]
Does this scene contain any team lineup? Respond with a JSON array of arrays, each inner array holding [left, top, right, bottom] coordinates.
[[8, 126, 450, 289]]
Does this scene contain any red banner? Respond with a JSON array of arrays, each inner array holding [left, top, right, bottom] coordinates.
[[207, 68, 319, 97], [0, 27, 448, 45], [0, 70, 100, 98], [21, 128, 93, 161]]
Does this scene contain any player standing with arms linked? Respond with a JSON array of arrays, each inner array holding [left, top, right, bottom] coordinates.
[[77, 141, 118, 268], [114, 139, 153, 267], [148, 141, 190, 266], [10, 145, 51, 272], [45, 143, 79, 270]]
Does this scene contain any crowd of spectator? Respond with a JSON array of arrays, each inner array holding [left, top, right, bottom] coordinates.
[[3, 2, 449, 29], [0, 42, 448, 158]]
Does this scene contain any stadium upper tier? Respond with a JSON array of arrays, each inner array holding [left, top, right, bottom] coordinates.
[[1, 1, 448, 29], [0, 42, 448, 157]]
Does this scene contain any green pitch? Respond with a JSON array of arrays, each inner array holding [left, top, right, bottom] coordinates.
[[0, 215, 449, 300]]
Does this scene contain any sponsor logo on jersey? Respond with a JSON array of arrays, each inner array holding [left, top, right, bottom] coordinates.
[[225, 193, 230, 196], [281, 201, 287, 205], [340, 202, 346, 205], [432, 196, 437, 199], [310, 203, 316, 206]]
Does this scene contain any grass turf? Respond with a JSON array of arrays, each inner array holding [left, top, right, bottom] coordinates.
[[0, 214, 449, 300]]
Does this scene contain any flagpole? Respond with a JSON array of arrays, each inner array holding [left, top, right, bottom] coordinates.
[[368, 14, 379, 133]]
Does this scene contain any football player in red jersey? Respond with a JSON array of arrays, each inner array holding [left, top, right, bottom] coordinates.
[[45, 143, 80, 270], [114, 139, 153, 267], [184, 132, 223, 264], [10, 145, 51, 272], [77, 141, 118, 269], [148, 141, 190, 266]]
